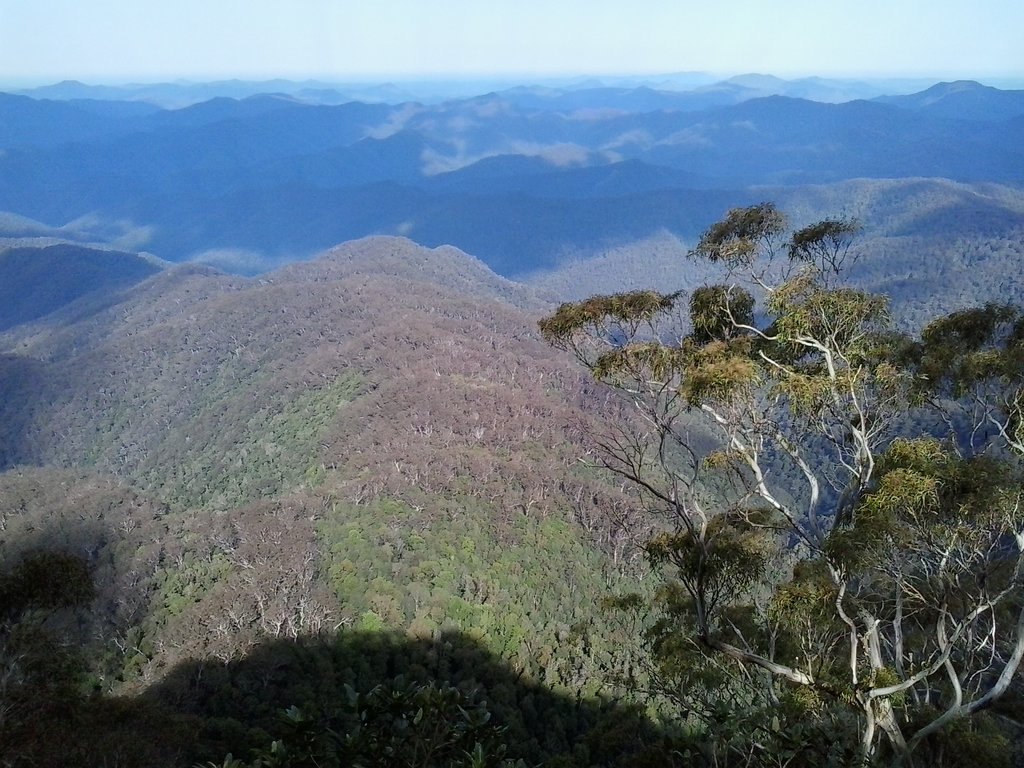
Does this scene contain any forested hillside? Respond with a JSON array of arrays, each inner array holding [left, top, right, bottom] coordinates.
[[3, 208, 1024, 765], [0, 238, 664, 766]]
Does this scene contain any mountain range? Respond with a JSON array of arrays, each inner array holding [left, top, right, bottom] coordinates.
[[2, 78, 1023, 276], [12, 72, 968, 108]]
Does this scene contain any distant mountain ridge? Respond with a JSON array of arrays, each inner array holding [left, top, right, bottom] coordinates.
[[0, 243, 162, 330], [14, 72, 1000, 107], [875, 79, 1024, 121], [1, 77, 1023, 275]]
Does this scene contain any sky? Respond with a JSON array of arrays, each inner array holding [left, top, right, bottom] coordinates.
[[1, 0, 1023, 86]]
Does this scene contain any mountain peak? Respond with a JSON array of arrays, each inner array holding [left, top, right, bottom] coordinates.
[[270, 236, 544, 310], [925, 79, 990, 94], [724, 73, 789, 89], [874, 79, 1024, 120]]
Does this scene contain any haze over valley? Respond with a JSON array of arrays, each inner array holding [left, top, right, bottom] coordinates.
[[3, 74, 1024, 281]]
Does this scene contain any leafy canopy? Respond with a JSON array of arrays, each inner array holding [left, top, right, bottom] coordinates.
[[541, 202, 1024, 767]]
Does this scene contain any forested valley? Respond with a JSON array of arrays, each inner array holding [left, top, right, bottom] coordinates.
[[2, 77, 1024, 767]]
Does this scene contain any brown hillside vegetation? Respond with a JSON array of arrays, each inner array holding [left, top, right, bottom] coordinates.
[[0, 237, 649, 709]]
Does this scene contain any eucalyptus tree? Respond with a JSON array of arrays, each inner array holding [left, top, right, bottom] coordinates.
[[540, 203, 1024, 766]]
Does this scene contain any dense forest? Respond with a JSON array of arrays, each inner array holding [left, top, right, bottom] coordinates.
[[3, 208, 1024, 765], [0, 238, 663, 766]]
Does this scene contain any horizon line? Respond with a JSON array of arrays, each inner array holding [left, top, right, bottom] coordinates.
[[5, 69, 1024, 90]]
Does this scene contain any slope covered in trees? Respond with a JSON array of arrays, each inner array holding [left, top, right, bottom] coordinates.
[[2, 201, 1023, 764], [0, 237, 666, 766]]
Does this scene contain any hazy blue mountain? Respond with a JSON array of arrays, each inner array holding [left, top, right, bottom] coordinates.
[[0, 100, 400, 220], [64, 98, 163, 118], [14, 77, 555, 107], [421, 156, 709, 198], [140, 93, 308, 127], [136, 97, 396, 143], [875, 80, 1024, 121], [292, 82, 419, 104], [557, 71, 718, 91], [12, 79, 140, 101], [0, 93, 144, 148], [706, 73, 886, 103], [0, 244, 162, 330], [501, 73, 996, 103], [488, 85, 752, 113], [264, 130, 439, 188], [13, 78, 407, 108], [635, 96, 1024, 185], [16, 73, 1000, 110]]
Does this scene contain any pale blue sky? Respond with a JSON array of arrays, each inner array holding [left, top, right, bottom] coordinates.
[[2, 0, 1022, 85]]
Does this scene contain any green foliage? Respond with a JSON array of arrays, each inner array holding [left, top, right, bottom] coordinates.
[[541, 202, 1024, 765], [828, 437, 1022, 575], [689, 285, 755, 343], [592, 341, 688, 383], [590, 336, 761, 406], [138, 629, 674, 768], [140, 372, 363, 509], [786, 217, 861, 275], [317, 497, 646, 698], [204, 681, 516, 768], [538, 290, 679, 346], [688, 202, 787, 267], [340, 681, 514, 768], [916, 303, 1024, 398], [646, 511, 777, 608], [678, 339, 760, 406], [768, 563, 836, 629], [766, 274, 889, 358], [154, 551, 234, 619]]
